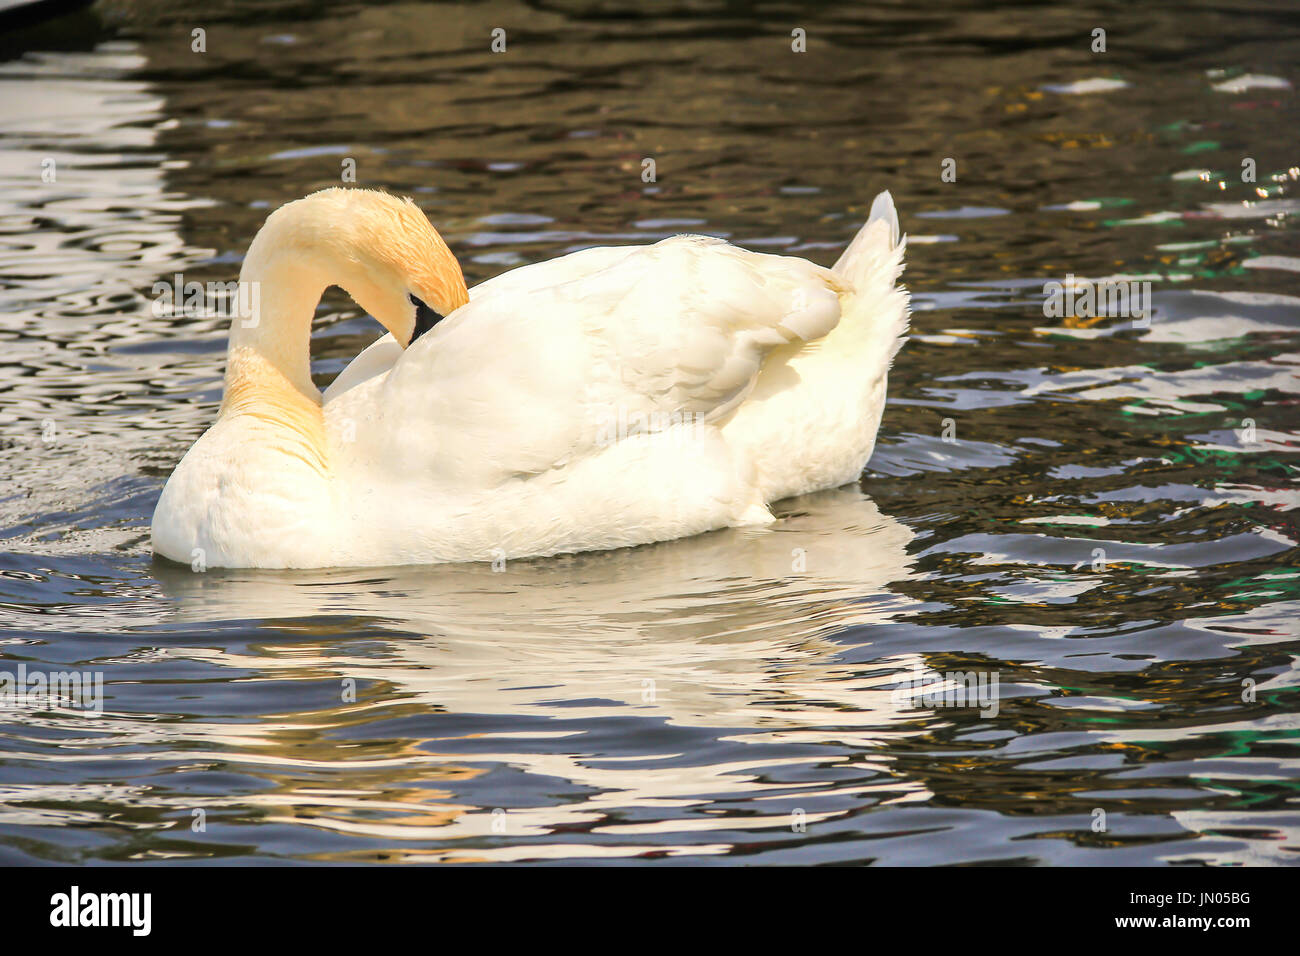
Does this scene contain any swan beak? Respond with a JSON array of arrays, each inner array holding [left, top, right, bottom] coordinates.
[[407, 293, 444, 346]]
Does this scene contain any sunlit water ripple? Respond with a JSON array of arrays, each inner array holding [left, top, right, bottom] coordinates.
[[0, 0, 1297, 865]]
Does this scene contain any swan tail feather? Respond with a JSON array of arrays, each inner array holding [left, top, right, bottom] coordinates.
[[830, 190, 910, 365]]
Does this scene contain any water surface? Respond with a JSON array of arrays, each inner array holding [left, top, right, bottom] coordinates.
[[1, 0, 1298, 864]]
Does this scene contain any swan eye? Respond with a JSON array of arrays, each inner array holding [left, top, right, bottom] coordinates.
[[407, 292, 444, 344]]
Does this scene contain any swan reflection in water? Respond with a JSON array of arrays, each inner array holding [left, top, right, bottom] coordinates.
[[151, 488, 930, 860]]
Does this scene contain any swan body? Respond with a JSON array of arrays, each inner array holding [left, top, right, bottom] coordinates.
[[152, 188, 908, 568]]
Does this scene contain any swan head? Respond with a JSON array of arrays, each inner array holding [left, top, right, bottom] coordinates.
[[325, 188, 470, 347], [248, 187, 470, 350]]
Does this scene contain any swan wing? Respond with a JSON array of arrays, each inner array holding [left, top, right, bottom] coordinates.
[[323, 334, 403, 402], [373, 236, 846, 483]]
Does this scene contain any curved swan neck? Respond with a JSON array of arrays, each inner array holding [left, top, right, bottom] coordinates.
[[219, 188, 468, 414], [227, 237, 329, 402]]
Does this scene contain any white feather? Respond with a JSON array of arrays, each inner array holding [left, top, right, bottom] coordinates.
[[153, 192, 909, 568]]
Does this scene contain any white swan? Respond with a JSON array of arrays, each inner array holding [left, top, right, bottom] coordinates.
[[151, 187, 908, 568]]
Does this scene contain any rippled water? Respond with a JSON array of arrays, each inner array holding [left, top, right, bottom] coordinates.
[[1, 1, 1298, 865]]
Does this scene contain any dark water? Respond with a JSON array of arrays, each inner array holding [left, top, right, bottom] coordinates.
[[1, 0, 1298, 864]]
